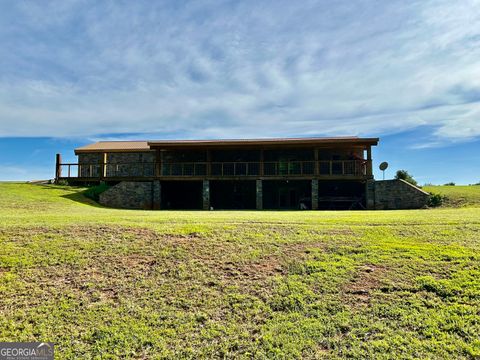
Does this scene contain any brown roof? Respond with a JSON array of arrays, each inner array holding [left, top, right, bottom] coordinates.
[[75, 137, 379, 153], [148, 137, 379, 147], [75, 141, 151, 154]]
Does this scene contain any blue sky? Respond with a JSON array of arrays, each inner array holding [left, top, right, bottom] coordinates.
[[0, 0, 479, 183]]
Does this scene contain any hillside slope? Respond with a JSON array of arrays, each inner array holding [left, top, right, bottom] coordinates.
[[424, 185, 480, 207]]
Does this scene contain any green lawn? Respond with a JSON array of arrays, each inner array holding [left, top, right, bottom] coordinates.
[[1, 183, 479, 359], [424, 185, 480, 208]]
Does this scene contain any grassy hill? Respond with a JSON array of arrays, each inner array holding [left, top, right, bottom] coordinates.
[[0, 183, 479, 359], [423, 185, 480, 207]]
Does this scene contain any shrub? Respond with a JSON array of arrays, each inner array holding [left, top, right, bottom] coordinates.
[[428, 193, 444, 207], [84, 183, 110, 202], [444, 182, 455, 186], [56, 179, 69, 186], [394, 170, 418, 186]]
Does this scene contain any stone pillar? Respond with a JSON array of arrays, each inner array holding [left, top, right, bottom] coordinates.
[[202, 180, 210, 210], [311, 179, 319, 210], [152, 180, 161, 210], [256, 179, 263, 210], [366, 179, 375, 210]]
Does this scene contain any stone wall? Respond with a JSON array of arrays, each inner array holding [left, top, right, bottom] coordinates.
[[78, 153, 102, 177], [78, 153, 102, 164], [107, 152, 155, 163], [367, 179, 429, 210], [107, 152, 155, 177], [99, 181, 157, 209], [78, 151, 156, 177]]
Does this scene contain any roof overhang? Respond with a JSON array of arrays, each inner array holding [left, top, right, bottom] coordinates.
[[74, 141, 153, 155], [148, 137, 379, 148], [75, 137, 379, 154]]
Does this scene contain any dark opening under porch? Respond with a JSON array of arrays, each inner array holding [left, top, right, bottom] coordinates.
[[317, 180, 366, 210], [210, 180, 256, 209], [161, 181, 203, 209], [263, 180, 312, 210]]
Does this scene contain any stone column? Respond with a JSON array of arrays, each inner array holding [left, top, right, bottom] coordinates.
[[311, 179, 319, 210], [202, 180, 210, 210], [365, 179, 375, 210], [152, 180, 161, 210], [256, 179, 263, 210]]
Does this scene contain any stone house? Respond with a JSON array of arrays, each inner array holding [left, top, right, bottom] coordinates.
[[55, 137, 429, 210]]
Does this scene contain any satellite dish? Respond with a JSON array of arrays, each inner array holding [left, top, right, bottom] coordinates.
[[379, 162, 388, 180]]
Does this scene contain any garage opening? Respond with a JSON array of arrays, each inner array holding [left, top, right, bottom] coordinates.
[[161, 181, 203, 209], [263, 180, 311, 209], [210, 180, 256, 209], [317, 181, 365, 210]]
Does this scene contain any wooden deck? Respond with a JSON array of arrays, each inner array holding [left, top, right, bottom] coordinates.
[[57, 160, 372, 182]]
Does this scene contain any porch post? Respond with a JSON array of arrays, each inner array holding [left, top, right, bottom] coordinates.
[[155, 149, 161, 177], [366, 146, 373, 177], [311, 179, 319, 210], [55, 153, 62, 183], [256, 179, 263, 210], [259, 149, 264, 176], [102, 152, 107, 178], [202, 180, 210, 210], [206, 150, 212, 176]]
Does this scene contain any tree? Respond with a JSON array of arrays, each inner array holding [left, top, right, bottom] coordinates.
[[395, 170, 418, 186]]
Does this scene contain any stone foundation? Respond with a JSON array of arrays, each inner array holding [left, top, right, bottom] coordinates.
[[99, 181, 154, 209], [98, 179, 430, 211], [366, 179, 429, 210]]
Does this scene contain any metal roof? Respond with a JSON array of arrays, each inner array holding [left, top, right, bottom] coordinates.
[[75, 137, 379, 153], [147, 137, 379, 147], [75, 141, 151, 154]]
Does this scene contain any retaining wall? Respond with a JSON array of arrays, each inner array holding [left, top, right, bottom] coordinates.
[[367, 179, 429, 210], [99, 181, 160, 210]]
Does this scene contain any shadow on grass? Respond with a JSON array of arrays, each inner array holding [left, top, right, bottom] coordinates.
[[33, 184, 106, 208], [60, 192, 105, 208]]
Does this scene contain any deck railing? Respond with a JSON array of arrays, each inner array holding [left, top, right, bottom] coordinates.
[[57, 160, 368, 179]]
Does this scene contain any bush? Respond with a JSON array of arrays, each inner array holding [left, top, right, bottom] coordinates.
[[444, 182, 455, 186], [84, 183, 110, 202], [395, 170, 418, 186], [56, 179, 69, 186], [428, 193, 444, 207]]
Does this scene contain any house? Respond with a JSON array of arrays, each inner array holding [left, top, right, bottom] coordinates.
[[55, 136, 429, 210]]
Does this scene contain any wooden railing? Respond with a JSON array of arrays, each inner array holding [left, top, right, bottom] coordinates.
[[57, 160, 369, 179]]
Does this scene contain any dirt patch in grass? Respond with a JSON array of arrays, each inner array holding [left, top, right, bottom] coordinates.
[[1, 225, 329, 303], [0, 225, 164, 242], [343, 264, 388, 306]]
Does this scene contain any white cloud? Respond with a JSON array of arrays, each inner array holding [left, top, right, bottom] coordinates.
[[0, 0, 479, 146]]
